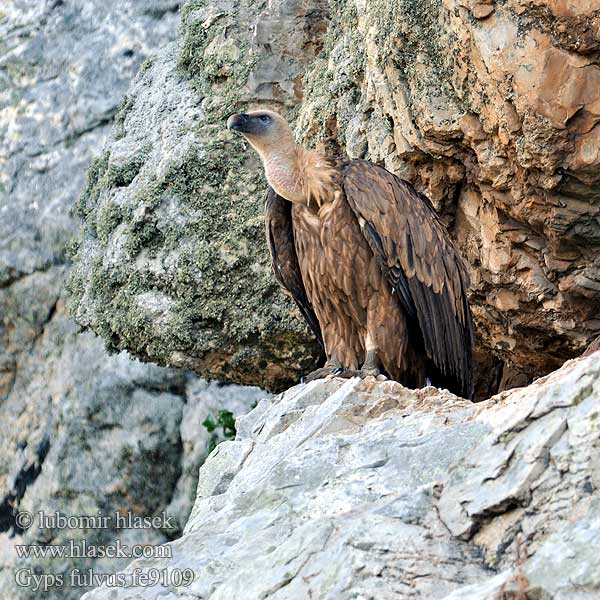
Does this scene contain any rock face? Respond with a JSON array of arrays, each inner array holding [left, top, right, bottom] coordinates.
[[0, 3, 263, 598], [0, 0, 181, 284], [0, 348, 263, 599], [297, 0, 600, 393], [68, 0, 600, 397], [67, 0, 327, 392], [83, 353, 600, 599]]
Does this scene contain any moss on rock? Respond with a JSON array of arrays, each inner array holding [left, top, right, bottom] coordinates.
[[68, 0, 324, 391]]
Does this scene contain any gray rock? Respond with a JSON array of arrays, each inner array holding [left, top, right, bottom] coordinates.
[[0, 0, 181, 283], [82, 353, 600, 599], [0, 2, 262, 599], [166, 379, 267, 531], [67, 0, 328, 392], [0, 324, 262, 599]]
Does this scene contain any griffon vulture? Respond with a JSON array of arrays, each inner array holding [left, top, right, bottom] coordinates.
[[227, 109, 474, 398]]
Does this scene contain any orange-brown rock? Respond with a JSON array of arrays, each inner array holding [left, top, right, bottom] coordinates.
[[298, 0, 600, 396], [583, 335, 600, 356], [472, 4, 495, 19]]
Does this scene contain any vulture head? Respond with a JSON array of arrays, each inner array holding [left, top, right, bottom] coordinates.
[[227, 108, 339, 206], [227, 109, 295, 159]]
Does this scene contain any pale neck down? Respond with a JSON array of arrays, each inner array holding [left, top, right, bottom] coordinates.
[[263, 147, 305, 204], [260, 145, 339, 208]]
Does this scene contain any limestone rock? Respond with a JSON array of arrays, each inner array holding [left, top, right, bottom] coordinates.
[[471, 4, 495, 19], [0, 3, 262, 598], [82, 353, 600, 599], [0, 329, 263, 599]]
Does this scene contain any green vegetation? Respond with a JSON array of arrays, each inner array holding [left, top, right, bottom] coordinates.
[[113, 94, 136, 140], [202, 410, 237, 453]]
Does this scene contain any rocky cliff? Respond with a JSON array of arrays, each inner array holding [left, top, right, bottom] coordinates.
[[67, 0, 600, 397], [0, 3, 263, 599], [83, 352, 600, 599]]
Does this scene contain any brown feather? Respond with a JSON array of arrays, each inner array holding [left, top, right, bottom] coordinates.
[[265, 188, 324, 349], [343, 160, 474, 398]]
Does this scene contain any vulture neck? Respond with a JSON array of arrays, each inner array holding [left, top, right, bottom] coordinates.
[[260, 144, 339, 209]]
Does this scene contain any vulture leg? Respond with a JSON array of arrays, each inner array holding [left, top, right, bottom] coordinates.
[[361, 350, 382, 376], [335, 349, 383, 379]]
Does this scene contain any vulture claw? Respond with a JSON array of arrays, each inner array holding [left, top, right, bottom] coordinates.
[[304, 360, 345, 383]]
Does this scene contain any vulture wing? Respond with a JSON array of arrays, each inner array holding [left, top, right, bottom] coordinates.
[[265, 187, 324, 348], [343, 160, 473, 398]]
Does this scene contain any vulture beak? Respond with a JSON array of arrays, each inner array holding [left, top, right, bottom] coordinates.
[[227, 113, 249, 132]]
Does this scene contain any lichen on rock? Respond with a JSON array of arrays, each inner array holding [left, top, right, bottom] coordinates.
[[68, 0, 330, 391], [0, 2, 262, 598]]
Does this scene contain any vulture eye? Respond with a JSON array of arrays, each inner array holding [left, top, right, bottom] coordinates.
[[260, 115, 271, 123]]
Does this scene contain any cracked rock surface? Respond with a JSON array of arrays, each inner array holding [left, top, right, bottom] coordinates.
[[84, 352, 600, 599], [0, 3, 264, 599]]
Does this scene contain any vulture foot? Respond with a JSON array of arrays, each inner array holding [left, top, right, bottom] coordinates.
[[336, 368, 381, 379], [303, 352, 387, 382], [335, 350, 383, 379], [303, 360, 344, 383]]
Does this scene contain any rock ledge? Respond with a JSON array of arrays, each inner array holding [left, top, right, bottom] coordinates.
[[84, 352, 600, 599]]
